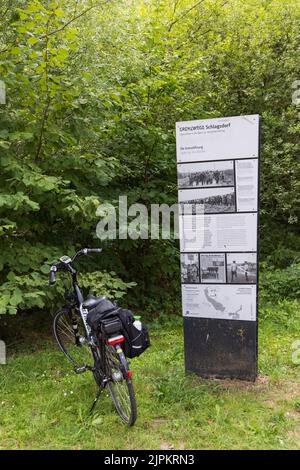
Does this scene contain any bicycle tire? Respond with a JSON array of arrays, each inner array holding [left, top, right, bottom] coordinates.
[[105, 344, 137, 426], [53, 309, 93, 368]]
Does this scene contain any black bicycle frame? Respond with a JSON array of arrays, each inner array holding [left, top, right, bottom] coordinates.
[[71, 270, 84, 306]]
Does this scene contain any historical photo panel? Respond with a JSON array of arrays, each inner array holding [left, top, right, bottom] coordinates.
[[200, 253, 226, 283], [177, 115, 259, 325], [179, 187, 236, 214], [180, 253, 200, 283], [178, 160, 234, 189], [226, 252, 257, 284]]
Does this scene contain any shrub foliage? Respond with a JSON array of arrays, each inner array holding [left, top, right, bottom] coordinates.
[[0, 0, 299, 314]]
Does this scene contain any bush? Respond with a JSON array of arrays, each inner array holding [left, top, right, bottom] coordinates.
[[260, 263, 300, 304]]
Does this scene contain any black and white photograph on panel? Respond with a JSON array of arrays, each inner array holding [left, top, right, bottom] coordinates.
[[227, 252, 257, 284], [181, 253, 200, 283], [200, 253, 226, 283], [179, 187, 236, 214], [178, 160, 235, 189]]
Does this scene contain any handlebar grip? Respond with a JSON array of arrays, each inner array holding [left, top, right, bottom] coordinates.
[[49, 267, 57, 285], [85, 248, 102, 254]]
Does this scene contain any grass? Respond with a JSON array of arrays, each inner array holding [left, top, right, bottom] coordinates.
[[0, 303, 299, 450]]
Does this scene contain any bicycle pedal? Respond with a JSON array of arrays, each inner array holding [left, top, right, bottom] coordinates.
[[74, 365, 87, 374]]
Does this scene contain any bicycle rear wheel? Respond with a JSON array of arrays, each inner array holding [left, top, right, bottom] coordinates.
[[53, 309, 93, 368], [105, 344, 137, 426]]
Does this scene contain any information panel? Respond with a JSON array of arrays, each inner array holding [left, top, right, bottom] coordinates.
[[176, 115, 260, 380]]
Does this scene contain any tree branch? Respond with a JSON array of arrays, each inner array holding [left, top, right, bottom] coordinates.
[[168, 0, 205, 32], [189, 0, 229, 38], [35, 98, 51, 161], [0, 1, 94, 53], [35, 13, 52, 161], [38, 5, 95, 40]]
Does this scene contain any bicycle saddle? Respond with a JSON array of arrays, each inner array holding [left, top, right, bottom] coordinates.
[[82, 295, 106, 310]]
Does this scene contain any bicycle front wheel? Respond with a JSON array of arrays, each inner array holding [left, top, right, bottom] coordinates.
[[105, 344, 137, 426], [53, 309, 93, 368]]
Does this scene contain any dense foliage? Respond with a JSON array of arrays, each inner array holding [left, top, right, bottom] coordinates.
[[0, 0, 299, 315]]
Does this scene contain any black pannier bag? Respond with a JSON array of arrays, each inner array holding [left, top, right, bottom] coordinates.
[[86, 301, 150, 359], [117, 308, 150, 359], [100, 317, 123, 336]]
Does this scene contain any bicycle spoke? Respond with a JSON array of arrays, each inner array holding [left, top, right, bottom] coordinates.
[[59, 319, 74, 336], [54, 310, 92, 367], [105, 344, 136, 424], [57, 324, 74, 342]]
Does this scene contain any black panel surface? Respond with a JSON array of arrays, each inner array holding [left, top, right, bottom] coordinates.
[[184, 317, 257, 381]]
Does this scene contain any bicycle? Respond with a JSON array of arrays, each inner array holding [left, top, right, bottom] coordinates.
[[49, 248, 137, 426]]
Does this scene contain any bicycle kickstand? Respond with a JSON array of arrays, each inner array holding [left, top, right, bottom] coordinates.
[[90, 382, 107, 414]]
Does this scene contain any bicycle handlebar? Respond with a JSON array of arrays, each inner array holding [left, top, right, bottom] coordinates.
[[48, 248, 102, 286], [49, 266, 57, 285], [74, 248, 102, 260]]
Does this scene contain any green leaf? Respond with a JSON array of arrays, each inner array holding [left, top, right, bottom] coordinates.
[[28, 37, 39, 46], [10, 288, 23, 306], [7, 272, 16, 281], [40, 264, 50, 274], [8, 307, 17, 315]]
